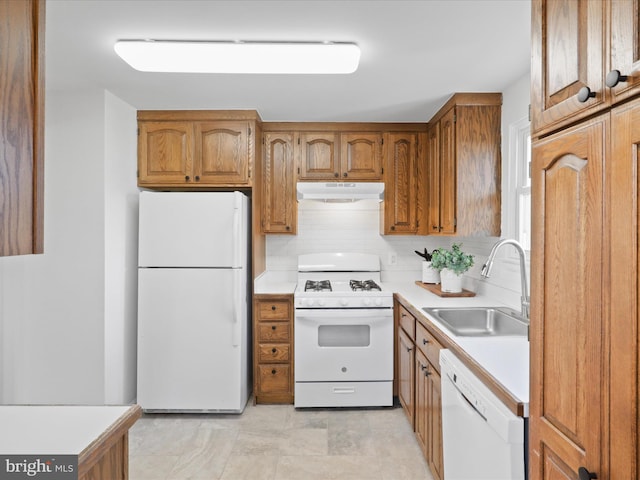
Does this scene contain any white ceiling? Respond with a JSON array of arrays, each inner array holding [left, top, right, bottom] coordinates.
[[45, 0, 531, 122]]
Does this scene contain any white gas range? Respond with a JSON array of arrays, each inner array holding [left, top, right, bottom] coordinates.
[[293, 253, 394, 408]]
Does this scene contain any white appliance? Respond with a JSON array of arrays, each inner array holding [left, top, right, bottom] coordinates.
[[294, 253, 393, 408], [440, 350, 526, 480], [137, 191, 251, 413]]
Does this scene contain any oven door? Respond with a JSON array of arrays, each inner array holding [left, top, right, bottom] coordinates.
[[294, 308, 393, 382]]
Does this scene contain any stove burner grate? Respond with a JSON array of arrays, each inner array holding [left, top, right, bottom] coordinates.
[[349, 279, 382, 291], [305, 280, 332, 292]]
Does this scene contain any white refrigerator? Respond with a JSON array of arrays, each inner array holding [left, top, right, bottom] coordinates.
[[137, 191, 251, 413]]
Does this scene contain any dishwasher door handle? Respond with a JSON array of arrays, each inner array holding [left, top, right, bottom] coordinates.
[[449, 376, 488, 421]]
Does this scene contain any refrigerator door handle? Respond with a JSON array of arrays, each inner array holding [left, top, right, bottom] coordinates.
[[232, 269, 242, 347], [232, 193, 242, 268]]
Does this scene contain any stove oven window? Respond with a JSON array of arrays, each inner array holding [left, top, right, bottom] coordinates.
[[318, 325, 370, 347]]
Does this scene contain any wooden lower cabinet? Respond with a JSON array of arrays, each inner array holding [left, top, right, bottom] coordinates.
[[395, 298, 444, 479], [530, 97, 640, 480], [253, 294, 294, 404]]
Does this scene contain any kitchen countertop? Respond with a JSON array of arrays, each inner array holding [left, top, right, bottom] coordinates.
[[0, 404, 141, 454], [254, 273, 529, 417]]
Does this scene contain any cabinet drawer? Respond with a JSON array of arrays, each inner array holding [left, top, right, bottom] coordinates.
[[257, 322, 290, 342], [398, 305, 416, 339], [257, 301, 291, 320], [416, 322, 443, 372], [257, 344, 291, 363], [257, 365, 291, 394]]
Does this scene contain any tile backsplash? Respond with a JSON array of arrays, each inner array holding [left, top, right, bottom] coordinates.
[[265, 200, 528, 311]]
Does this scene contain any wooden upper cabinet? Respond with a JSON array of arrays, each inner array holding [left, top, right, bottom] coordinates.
[[426, 94, 501, 237], [382, 132, 426, 235], [262, 132, 296, 234], [195, 121, 250, 185], [340, 133, 383, 179], [298, 131, 382, 181], [532, 0, 640, 136], [137, 111, 260, 188], [529, 116, 606, 480], [138, 122, 193, 184], [298, 132, 339, 179], [608, 0, 640, 105], [0, 0, 45, 256]]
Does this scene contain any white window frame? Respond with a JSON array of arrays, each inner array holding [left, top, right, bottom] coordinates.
[[504, 115, 531, 260]]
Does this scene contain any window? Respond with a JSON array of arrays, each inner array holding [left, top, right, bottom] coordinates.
[[506, 116, 531, 253]]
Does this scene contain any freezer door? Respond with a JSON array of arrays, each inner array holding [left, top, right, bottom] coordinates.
[[137, 268, 249, 411], [138, 191, 248, 268]]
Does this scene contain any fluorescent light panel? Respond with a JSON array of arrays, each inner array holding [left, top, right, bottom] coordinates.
[[114, 40, 360, 74]]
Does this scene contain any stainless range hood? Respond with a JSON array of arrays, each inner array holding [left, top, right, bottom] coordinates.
[[296, 182, 384, 202]]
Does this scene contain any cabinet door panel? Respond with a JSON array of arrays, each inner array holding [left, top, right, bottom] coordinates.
[[138, 122, 193, 184], [608, 0, 640, 104], [263, 132, 296, 233], [414, 349, 428, 455], [298, 133, 338, 179], [427, 367, 443, 480], [427, 124, 441, 234], [609, 98, 640, 480], [531, 0, 606, 135], [439, 109, 456, 235], [196, 121, 249, 184], [530, 116, 606, 479], [398, 328, 415, 427], [340, 133, 382, 180], [384, 133, 417, 233]]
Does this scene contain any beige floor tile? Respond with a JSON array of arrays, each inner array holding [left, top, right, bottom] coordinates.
[[166, 428, 238, 479], [379, 454, 434, 480], [129, 454, 179, 480], [276, 455, 383, 480], [220, 455, 278, 480], [280, 427, 329, 456], [231, 430, 287, 456]]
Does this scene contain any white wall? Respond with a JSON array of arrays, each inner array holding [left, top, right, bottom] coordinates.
[[104, 91, 138, 405], [0, 89, 138, 405]]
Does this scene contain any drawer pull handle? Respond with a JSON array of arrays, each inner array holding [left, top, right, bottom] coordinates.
[[578, 467, 597, 480], [271, 305, 276, 311], [271, 369, 277, 375], [272, 326, 276, 330], [422, 338, 429, 345], [272, 348, 277, 353]]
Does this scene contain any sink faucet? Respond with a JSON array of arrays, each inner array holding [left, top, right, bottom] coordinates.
[[481, 239, 530, 321]]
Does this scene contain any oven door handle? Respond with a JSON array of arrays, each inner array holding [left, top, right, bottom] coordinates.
[[295, 309, 392, 325]]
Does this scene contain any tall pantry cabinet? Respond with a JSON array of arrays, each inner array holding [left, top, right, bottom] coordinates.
[[529, 1, 640, 479]]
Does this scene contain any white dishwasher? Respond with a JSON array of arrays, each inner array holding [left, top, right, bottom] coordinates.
[[440, 350, 526, 480]]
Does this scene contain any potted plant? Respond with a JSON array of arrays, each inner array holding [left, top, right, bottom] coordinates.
[[415, 248, 440, 284], [430, 243, 474, 293]]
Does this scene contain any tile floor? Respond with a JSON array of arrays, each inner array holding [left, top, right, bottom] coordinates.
[[129, 401, 434, 480]]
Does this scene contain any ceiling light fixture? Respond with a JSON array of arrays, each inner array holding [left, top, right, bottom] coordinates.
[[114, 40, 360, 74]]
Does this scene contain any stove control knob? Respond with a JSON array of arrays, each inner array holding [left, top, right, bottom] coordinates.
[[305, 298, 315, 307], [340, 298, 349, 306], [318, 299, 326, 306], [374, 298, 383, 306], [363, 298, 372, 306]]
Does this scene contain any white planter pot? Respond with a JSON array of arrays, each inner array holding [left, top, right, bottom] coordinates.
[[422, 261, 440, 284], [440, 268, 463, 293]]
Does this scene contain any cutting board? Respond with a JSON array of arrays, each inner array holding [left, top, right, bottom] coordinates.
[[415, 280, 476, 297]]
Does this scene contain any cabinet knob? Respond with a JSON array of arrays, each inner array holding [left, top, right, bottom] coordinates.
[[578, 467, 597, 480], [606, 69, 628, 88], [285, 226, 290, 231], [406, 346, 412, 352], [195, 175, 200, 181], [391, 226, 396, 231], [577, 86, 596, 103], [334, 172, 339, 178], [271, 325, 276, 330], [271, 305, 276, 311], [272, 348, 277, 354], [271, 369, 277, 375], [185, 175, 190, 181], [343, 172, 348, 177], [422, 338, 429, 345]]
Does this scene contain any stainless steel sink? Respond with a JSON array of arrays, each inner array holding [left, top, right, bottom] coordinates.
[[422, 307, 529, 337]]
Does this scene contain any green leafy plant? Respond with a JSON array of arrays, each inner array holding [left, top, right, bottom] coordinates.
[[430, 243, 474, 275]]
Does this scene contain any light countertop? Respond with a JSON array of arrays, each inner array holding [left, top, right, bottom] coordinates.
[[0, 405, 140, 454], [254, 273, 529, 416]]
